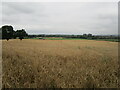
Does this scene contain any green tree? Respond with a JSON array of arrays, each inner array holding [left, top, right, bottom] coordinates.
[[0, 28, 2, 39], [88, 33, 92, 37], [1, 25, 15, 41], [15, 29, 28, 40]]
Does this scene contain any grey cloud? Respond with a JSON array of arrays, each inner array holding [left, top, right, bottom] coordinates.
[[3, 2, 36, 14], [2, 2, 118, 35]]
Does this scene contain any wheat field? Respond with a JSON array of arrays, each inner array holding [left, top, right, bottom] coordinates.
[[2, 39, 119, 88]]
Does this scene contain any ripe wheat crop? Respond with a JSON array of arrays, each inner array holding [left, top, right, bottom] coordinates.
[[2, 39, 119, 88]]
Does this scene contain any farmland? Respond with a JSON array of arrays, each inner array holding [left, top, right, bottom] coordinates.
[[2, 39, 119, 88]]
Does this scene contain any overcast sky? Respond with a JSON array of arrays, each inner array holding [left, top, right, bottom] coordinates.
[[2, 2, 118, 35]]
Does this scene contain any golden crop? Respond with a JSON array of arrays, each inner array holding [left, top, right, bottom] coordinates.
[[2, 39, 119, 88]]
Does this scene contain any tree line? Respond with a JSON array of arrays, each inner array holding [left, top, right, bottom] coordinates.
[[0, 25, 28, 41], [0, 25, 119, 41], [28, 34, 119, 40]]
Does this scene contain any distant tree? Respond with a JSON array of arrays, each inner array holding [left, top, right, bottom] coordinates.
[[88, 33, 92, 37], [0, 28, 2, 39], [1, 25, 15, 41], [83, 34, 87, 36], [82, 34, 88, 39], [15, 29, 28, 40]]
